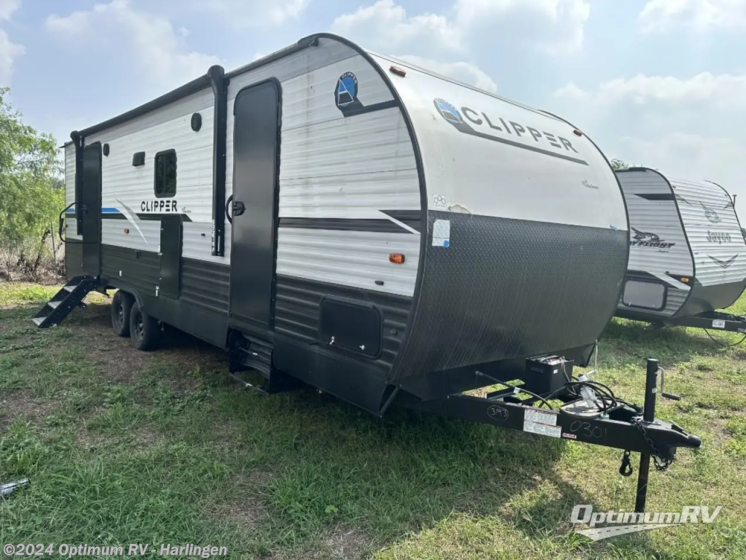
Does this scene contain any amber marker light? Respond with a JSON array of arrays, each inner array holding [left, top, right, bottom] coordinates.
[[389, 253, 405, 264]]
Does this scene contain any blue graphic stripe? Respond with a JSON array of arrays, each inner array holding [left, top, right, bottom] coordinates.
[[65, 206, 121, 215]]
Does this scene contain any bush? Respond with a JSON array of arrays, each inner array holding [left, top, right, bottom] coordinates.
[[0, 87, 63, 281]]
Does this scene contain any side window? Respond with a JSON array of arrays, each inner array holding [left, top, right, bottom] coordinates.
[[622, 280, 666, 311], [154, 150, 177, 198]]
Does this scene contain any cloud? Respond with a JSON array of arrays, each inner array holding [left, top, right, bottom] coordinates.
[[45, 0, 220, 89], [331, 0, 463, 53], [454, 0, 590, 56], [555, 72, 746, 110], [617, 133, 744, 203], [552, 70, 746, 214], [397, 55, 498, 92], [331, 0, 590, 57], [0, 0, 19, 21], [187, 0, 309, 26], [0, 28, 23, 82], [639, 0, 746, 32]]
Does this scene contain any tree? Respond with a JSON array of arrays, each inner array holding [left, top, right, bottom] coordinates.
[[0, 87, 63, 279], [610, 158, 629, 170]]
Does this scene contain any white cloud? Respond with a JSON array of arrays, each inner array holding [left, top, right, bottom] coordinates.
[[45, 0, 220, 89], [555, 72, 746, 110], [0, 28, 23, 82], [331, 0, 591, 96], [618, 133, 745, 210], [331, 0, 463, 53], [454, 0, 590, 56], [0, 0, 19, 21], [189, 0, 309, 26], [639, 0, 746, 32], [397, 55, 498, 92], [331, 0, 590, 57]]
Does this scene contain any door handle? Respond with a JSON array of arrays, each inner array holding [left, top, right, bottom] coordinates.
[[232, 201, 246, 216]]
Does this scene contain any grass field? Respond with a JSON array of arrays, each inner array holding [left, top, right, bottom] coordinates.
[[1, 282, 746, 559]]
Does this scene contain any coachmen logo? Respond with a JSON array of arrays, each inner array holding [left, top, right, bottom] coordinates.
[[630, 228, 676, 250], [432, 98, 589, 166]]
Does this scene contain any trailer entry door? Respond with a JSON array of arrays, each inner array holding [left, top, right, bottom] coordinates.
[[229, 81, 280, 330], [81, 142, 102, 276]]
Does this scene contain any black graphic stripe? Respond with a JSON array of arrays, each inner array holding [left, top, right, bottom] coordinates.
[[279, 215, 419, 234], [463, 128, 588, 166], [634, 193, 676, 201], [339, 99, 398, 118], [102, 213, 193, 222]]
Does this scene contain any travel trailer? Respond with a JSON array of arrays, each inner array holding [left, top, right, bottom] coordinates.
[[35, 33, 699, 510], [616, 168, 746, 332]]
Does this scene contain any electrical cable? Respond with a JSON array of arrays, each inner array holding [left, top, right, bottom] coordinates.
[[703, 329, 746, 348], [474, 371, 555, 409]]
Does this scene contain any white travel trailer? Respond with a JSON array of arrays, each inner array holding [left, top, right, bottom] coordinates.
[[616, 167, 746, 332], [35, 34, 699, 507]]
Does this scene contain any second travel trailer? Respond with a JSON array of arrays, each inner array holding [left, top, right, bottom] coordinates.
[[616, 167, 746, 332]]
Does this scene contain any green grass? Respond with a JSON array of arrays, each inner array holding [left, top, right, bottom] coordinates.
[[2, 283, 746, 558]]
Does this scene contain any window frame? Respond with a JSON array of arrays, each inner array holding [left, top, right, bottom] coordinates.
[[154, 149, 177, 198]]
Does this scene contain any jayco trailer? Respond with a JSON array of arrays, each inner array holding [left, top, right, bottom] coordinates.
[[36, 34, 699, 510], [616, 167, 746, 332]]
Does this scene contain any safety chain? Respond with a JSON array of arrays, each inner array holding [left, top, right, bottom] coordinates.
[[632, 417, 674, 471]]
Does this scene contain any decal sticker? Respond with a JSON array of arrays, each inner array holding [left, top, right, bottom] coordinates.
[[523, 421, 562, 439], [708, 255, 738, 269], [432, 219, 450, 248], [582, 180, 599, 190], [525, 409, 558, 426], [335, 72, 397, 117], [432, 98, 589, 166], [335, 72, 360, 110], [562, 433, 578, 440], [523, 408, 561, 438], [706, 231, 732, 244], [141, 199, 179, 212], [712, 319, 726, 329], [630, 228, 676, 250], [701, 202, 722, 224]]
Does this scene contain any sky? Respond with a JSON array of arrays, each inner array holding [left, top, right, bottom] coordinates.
[[0, 0, 744, 212]]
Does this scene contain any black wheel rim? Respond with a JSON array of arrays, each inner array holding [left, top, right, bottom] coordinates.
[[116, 303, 124, 328]]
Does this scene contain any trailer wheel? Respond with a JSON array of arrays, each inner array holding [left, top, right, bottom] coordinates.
[[111, 290, 134, 337], [129, 301, 160, 351]]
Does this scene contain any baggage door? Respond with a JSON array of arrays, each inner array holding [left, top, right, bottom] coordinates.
[[229, 81, 280, 329]]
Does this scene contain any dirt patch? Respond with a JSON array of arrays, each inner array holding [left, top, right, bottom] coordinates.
[[0, 389, 58, 431], [321, 528, 371, 560], [76, 425, 164, 452], [63, 303, 226, 389]]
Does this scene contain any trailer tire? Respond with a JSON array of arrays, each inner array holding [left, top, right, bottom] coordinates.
[[129, 301, 160, 351], [111, 290, 134, 337]]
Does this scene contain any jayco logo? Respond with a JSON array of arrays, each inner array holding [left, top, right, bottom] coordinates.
[[707, 231, 732, 244]]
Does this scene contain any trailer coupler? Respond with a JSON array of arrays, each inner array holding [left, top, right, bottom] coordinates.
[[400, 358, 701, 512]]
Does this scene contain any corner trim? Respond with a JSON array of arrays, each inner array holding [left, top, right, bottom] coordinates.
[[70, 130, 83, 236], [208, 65, 228, 257]]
